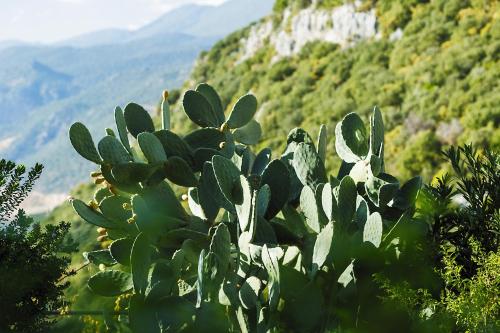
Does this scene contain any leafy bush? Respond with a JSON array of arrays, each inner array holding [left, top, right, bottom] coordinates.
[[0, 160, 74, 332], [69, 85, 430, 332]]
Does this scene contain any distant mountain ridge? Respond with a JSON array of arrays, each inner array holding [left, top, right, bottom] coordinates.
[[0, 0, 274, 213]]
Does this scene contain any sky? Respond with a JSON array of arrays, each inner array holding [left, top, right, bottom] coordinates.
[[0, 0, 227, 43]]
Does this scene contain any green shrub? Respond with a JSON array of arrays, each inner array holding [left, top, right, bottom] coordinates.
[[0, 160, 75, 332]]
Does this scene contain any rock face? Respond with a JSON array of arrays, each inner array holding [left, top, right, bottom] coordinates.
[[239, 2, 379, 62]]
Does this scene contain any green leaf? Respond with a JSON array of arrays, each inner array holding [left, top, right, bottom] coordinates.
[[335, 112, 368, 163], [212, 155, 243, 205], [363, 212, 383, 248], [292, 142, 327, 188], [233, 119, 262, 145], [83, 249, 117, 266], [69, 122, 102, 164], [227, 94, 258, 129], [114, 106, 132, 154], [239, 276, 261, 309], [110, 238, 134, 266], [312, 222, 333, 275], [72, 199, 117, 229], [183, 90, 220, 128], [88, 270, 133, 296], [131, 232, 152, 295], [98, 136, 132, 164], [138, 132, 167, 163], [196, 83, 225, 126], [164, 156, 198, 187], [317, 124, 327, 163], [124, 102, 155, 137]]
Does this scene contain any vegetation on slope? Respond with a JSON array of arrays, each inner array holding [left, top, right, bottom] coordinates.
[[178, 0, 499, 182]]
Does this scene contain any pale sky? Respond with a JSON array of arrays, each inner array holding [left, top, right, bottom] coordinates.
[[0, 0, 227, 43]]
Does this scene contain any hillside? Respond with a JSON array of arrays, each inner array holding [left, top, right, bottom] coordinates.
[[41, 0, 498, 331], [0, 0, 274, 213], [173, 0, 499, 182]]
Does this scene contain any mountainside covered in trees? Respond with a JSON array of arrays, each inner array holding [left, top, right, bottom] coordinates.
[[172, 0, 499, 182]]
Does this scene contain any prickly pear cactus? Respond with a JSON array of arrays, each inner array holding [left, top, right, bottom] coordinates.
[[69, 85, 422, 332]]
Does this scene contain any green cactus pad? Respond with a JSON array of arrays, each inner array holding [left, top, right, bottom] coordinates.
[[226, 94, 258, 129], [369, 106, 384, 157], [111, 162, 157, 183], [97, 135, 132, 165], [138, 132, 167, 163], [235, 175, 253, 232], [212, 155, 243, 205], [184, 128, 225, 151], [183, 90, 220, 128], [69, 122, 102, 164], [239, 276, 261, 309], [292, 142, 327, 188], [123, 102, 155, 138], [164, 156, 198, 187], [197, 162, 224, 220], [300, 185, 322, 233], [196, 83, 225, 126], [88, 270, 133, 297], [114, 106, 132, 154], [83, 249, 117, 267], [233, 119, 262, 145], [72, 199, 118, 229], [261, 159, 290, 219], [317, 124, 327, 163], [109, 238, 134, 266], [154, 130, 194, 165], [312, 222, 334, 275], [335, 113, 369, 163], [251, 148, 272, 176], [337, 176, 357, 228], [363, 212, 383, 248], [131, 233, 152, 295]]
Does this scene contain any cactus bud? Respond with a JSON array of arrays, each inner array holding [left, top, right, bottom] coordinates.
[[97, 227, 107, 235], [219, 142, 226, 149], [66, 196, 74, 202], [122, 202, 132, 210], [88, 200, 99, 210], [90, 171, 102, 178], [94, 177, 105, 185], [105, 128, 116, 137], [127, 214, 137, 224], [99, 264, 106, 271], [97, 235, 107, 242], [162, 90, 169, 101], [181, 193, 188, 201]]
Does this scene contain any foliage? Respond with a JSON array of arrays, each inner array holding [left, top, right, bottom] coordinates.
[[419, 145, 499, 277], [68, 84, 433, 332], [0, 160, 75, 332], [186, 0, 499, 184]]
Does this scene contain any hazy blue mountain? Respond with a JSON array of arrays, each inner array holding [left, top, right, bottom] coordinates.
[[0, 0, 274, 211]]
